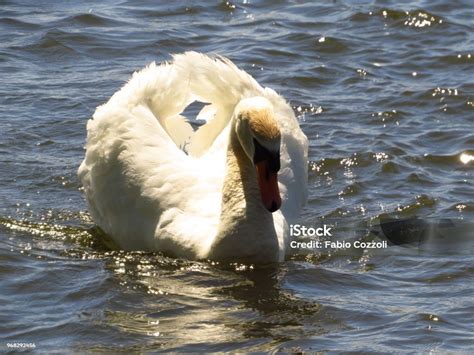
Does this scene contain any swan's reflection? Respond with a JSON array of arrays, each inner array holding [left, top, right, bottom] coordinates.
[[100, 254, 328, 350]]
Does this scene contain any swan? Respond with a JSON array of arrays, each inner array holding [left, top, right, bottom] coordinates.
[[78, 52, 308, 263]]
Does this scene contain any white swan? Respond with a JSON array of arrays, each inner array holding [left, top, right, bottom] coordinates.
[[78, 52, 308, 263]]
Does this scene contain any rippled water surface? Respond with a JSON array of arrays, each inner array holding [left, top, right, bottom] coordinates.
[[1, 0, 473, 352]]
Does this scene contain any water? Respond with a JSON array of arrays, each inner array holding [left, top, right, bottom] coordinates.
[[1, 0, 473, 352]]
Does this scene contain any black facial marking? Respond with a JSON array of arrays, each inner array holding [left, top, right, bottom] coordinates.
[[253, 138, 280, 173], [269, 201, 278, 212]]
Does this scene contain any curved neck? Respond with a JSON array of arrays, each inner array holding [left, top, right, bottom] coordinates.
[[222, 130, 261, 220], [209, 124, 279, 262]]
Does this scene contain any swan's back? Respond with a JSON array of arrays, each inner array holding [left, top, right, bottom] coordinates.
[[78, 52, 307, 258]]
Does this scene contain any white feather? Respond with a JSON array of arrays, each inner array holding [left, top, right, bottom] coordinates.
[[78, 52, 308, 262]]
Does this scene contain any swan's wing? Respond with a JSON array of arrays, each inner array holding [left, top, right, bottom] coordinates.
[[172, 52, 264, 157], [78, 61, 226, 257], [264, 88, 309, 221]]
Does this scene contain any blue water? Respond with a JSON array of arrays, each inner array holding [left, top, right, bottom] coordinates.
[[1, 0, 473, 352]]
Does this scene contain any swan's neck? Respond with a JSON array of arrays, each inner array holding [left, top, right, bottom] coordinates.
[[209, 126, 280, 262]]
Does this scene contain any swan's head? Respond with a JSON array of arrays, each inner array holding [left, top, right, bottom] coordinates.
[[234, 97, 282, 213]]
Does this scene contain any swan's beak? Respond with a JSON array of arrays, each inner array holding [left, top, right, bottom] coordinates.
[[255, 160, 281, 213]]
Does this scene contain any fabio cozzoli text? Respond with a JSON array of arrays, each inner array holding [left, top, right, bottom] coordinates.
[[289, 224, 388, 249]]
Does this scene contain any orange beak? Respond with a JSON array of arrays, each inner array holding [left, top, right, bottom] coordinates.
[[255, 160, 281, 213]]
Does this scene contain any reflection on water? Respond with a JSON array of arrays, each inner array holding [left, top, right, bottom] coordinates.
[[1, 213, 473, 351]]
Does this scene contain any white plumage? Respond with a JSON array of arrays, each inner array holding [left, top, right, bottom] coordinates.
[[78, 52, 308, 263]]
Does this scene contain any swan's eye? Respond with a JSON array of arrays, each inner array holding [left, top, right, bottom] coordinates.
[[253, 138, 280, 173]]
